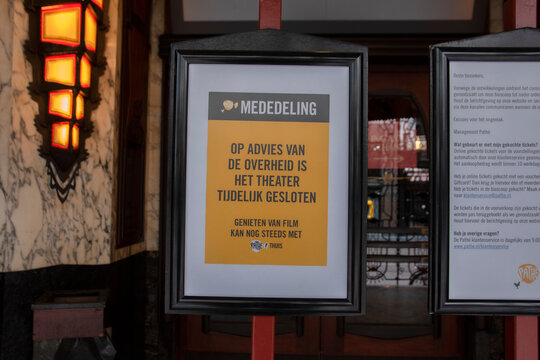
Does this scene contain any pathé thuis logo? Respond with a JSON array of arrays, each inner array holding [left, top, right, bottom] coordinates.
[[250, 240, 268, 253], [518, 264, 539, 284]]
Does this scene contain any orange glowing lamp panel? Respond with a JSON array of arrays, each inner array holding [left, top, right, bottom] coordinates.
[[44, 54, 77, 86], [72, 125, 80, 150], [85, 8, 98, 52], [80, 55, 91, 88], [51, 122, 71, 149], [75, 93, 85, 120], [49, 90, 73, 119], [41, 4, 81, 47], [91, 0, 103, 10]]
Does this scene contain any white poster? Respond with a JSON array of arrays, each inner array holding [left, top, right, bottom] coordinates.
[[449, 60, 540, 300], [183, 63, 350, 299]]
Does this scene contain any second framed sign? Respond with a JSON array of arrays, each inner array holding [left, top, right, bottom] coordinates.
[[164, 31, 367, 315], [430, 28, 540, 314]]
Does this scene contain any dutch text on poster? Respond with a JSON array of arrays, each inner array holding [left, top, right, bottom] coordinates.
[[449, 61, 540, 300], [205, 92, 329, 266]]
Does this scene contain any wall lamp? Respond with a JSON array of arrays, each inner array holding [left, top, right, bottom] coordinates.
[[25, 0, 106, 202]]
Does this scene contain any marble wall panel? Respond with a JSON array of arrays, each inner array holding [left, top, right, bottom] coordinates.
[[0, 0, 120, 271], [145, 0, 164, 252], [0, 0, 13, 271]]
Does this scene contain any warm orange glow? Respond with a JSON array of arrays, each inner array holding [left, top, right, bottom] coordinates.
[[76, 93, 85, 120], [72, 125, 80, 149], [44, 54, 76, 86], [41, 4, 81, 47], [85, 8, 98, 52], [367, 199, 374, 220], [91, 0, 103, 9], [49, 90, 73, 119], [80, 55, 91, 88], [51, 122, 71, 149]]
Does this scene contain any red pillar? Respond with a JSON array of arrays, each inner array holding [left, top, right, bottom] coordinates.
[[252, 3, 281, 358], [259, 0, 282, 30], [504, 0, 537, 30], [505, 316, 539, 360], [503, 2, 539, 359], [252, 316, 275, 360]]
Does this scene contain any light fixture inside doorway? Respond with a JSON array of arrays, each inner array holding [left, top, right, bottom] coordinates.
[[25, 0, 107, 202]]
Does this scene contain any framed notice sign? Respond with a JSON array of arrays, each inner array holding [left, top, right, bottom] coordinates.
[[431, 28, 540, 314], [164, 31, 367, 315]]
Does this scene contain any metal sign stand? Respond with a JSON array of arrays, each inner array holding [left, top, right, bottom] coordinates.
[[503, 1, 539, 359], [506, 316, 539, 360], [251, 1, 281, 359], [258, 0, 282, 31], [252, 316, 276, 360]]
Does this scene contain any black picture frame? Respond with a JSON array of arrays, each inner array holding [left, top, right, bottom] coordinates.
[[163, 30, 367, 315], [430, 28, 540, 315], [169, 0, 488, 36]]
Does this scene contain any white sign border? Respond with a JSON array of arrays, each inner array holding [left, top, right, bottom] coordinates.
[[183, 63, 350, 299]]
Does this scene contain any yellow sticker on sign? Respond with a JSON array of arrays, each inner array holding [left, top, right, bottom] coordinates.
[[205, 92, 330, 266]]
